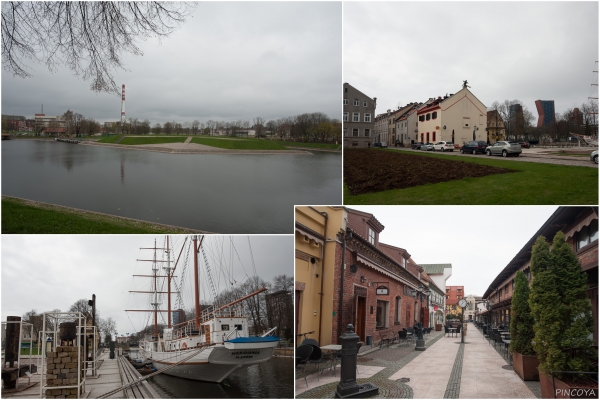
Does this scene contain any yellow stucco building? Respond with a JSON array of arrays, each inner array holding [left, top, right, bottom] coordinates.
[[294, 206, 347, 346]]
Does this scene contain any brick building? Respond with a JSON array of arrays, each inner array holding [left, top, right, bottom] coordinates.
[[482, 207, 598, 345], [445, 285, 465, 316], [295, 206, 442, 347]]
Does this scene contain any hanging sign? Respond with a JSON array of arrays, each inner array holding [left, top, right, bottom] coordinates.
[[434, 305, 438, 311], [376, 285, 389, 295]]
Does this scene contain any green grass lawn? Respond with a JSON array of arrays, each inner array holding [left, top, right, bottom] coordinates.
[[191, 137, 289, 150], [20, 348, 41, 355], [119, 136, 188, 145], [1, 198, 196, 233], [344, 150, 598, 205], [96, 134, 123, 143]]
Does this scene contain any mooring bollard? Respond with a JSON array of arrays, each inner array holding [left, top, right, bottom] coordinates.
[[335, 324, 378, 398]]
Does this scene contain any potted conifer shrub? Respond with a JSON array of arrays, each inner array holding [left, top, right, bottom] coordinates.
[[509, 270, 539, 381], [529, 233, 597, 398]]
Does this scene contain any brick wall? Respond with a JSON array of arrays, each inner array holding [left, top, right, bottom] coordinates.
[[44, 345, 85, 398]]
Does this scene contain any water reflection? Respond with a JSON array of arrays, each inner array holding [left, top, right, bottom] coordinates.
[[2, 140, 342, 233], [148, 357, 294, 398]]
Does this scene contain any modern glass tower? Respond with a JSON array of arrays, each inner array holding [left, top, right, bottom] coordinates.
[[535, 100, 555, 127]]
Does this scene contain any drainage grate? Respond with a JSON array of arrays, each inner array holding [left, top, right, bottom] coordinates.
[[502, 365, 514, 370], [397, 378, 410, 383]]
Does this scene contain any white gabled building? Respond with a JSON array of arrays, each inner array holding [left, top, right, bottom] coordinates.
[[417, 87, 487, 145]]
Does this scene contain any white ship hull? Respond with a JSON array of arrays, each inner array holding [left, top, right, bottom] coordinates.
[[141, 343, 276, 383]]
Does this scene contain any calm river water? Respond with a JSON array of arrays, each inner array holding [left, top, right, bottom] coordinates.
[[1, 140, 342, 233], [147, 357, 294, 398]]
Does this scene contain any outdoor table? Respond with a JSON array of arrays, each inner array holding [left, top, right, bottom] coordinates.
[[448, 328, 457, 337], [320, 344, 342, 375]]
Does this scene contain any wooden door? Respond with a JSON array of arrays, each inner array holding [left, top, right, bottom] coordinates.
[[356, 296, 366, 342], [422, 307, 429, 327]]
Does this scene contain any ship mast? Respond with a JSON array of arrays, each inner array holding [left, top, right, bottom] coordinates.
[[151, 239, 159, 337], [193, 235, 205, 330]]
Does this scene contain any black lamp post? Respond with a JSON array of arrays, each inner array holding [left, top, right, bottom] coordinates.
[[415, 284, 431, 351]]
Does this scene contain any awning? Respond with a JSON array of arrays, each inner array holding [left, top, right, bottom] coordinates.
[[295, 223, 325, 246], [356, 254, 418, 289]]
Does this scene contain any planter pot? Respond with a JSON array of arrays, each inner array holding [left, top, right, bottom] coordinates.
[[539, 370, 599, 399], [512, 352, 539, 381], [435, 324, 442, 331]]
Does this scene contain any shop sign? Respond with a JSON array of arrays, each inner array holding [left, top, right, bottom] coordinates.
[[434, 305, 438, 311], [376, 285, 389, 295]]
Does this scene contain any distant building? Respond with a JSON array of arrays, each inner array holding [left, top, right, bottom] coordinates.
[[445, 285, 465, 316], [463, 294, 483, 321], [343, 83, 376, 148], [487, 110, 506, 143], [233, 129, 256, 137], [35, 114, 66, 136], [417, 87, 487, 145], [535, 100, 555, 127]]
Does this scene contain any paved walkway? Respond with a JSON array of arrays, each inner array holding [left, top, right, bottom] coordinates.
[[297, 324, 539, 399]]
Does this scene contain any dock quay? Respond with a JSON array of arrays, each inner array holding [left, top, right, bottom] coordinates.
[[55, 138, 79, 144], [2, 352, 159, 399]]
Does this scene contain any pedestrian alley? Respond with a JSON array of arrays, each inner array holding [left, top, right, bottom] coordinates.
[[296, 323, 540, 399]]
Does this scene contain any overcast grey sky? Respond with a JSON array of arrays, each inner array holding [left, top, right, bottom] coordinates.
[[1, 2, 341, 125], [344, 1, 598, 117], [349, 206, 558, 296], [1, 235, 293, 338]]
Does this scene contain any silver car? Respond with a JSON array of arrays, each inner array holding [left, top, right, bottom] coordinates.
[[591, 150, 598, 164], [486, 141, 522, 157]]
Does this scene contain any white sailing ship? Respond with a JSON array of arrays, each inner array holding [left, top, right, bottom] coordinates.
[[127, 236, 279, 383]]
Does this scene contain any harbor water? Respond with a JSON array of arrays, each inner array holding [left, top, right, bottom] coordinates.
[[1, 140, 342, 233], [147, 356, 294, 398]]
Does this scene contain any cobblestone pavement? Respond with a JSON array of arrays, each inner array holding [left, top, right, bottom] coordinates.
[[389, 147, 598, 168], [297, 324, 541, 399]]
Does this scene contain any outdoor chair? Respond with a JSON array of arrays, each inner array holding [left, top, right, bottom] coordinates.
[[302, 338, 319, 347], [494, 333, 503, 349], [308, 344, 330, 380], [444, 325, 449, 337], [398, 330, 408, 346], [455, 325, 461, 337], [295, 344, 313, 387]]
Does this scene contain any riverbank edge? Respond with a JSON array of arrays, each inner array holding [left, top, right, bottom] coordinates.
[[81, 140, 314, 155], [2, 195, 212, 234]]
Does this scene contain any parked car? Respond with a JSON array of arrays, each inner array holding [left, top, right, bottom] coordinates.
[[380, 142, 388, 148], [433, 141, 454, 152], [486, 141, 522, 157], [373, 142, 381, 148], [420, 142, 434, 151], [412, 142, 424, 150], [591, 150, 598, 164], [460, 141, 488, 154], [517, 141, 530, 149]]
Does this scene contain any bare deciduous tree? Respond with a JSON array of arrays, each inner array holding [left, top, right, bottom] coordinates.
[[2, 1, 196, 95]]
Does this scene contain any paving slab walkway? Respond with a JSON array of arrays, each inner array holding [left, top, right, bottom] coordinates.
[[297, 324, 539, 399]]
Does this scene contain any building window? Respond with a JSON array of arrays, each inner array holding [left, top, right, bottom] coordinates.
[[432, 111, 437, 119], [368, 228, 375, 245], [577, 219, 598, 249], [343, 99, 348, 105], [343, 128, 347, 137], [395, 297, 402, 323], [344, 87, 348, 93], [352, 113, 359, 122], [363, 101, 367, 107], [364, 113, 371, 122], [352, 128, 359, 137], [433, 132, 436, 141], [376, 300, 389, 328], [426, 114, 431, 121], [463, 117, 470, 128], [505, 285, 508, 294], [343, 112, 348, 122], [364, 128, 370, 137], [354, 99, 359, 106], [419, 115, 425, 122]]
